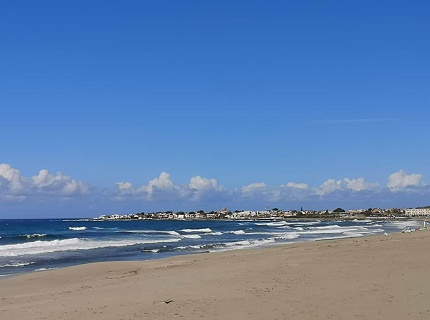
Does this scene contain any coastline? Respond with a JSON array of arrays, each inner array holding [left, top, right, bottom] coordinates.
[[87, 216, 427, 222], [2, 218, 421, 278], [1, 229, 429, 320]]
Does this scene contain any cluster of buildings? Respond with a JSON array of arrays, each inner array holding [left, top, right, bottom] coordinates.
[[404, 207, 430, 217], [95, 206, 430, 221]]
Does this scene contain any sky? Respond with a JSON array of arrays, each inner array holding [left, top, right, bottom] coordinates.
[[1, 0, 429, 218]]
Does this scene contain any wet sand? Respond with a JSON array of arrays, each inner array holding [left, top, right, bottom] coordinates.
[[1, 230, 429, 320]]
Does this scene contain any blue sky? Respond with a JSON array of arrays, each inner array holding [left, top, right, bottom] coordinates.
[[1, 1, 429, 218]]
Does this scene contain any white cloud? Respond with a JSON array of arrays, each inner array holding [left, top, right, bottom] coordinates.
[[241, 182, 267, 193], [0, 163, 88, 199], [186, 176, 223, 201], [316, 177, 379, 195], [115, 172, 175, 198], [189, 176, 221, 191], [145, 172, 174, 194], [2, 163, 429, 212], [0, 163, 24, 191], [344, 178, 378, 192], [283, 182, 309, 189], [32, 169, 88, 195], [387, 170, 423, 191], [316, 179, 341, 195], [114, 172, 223, 201], [116, 181, 134, 193]]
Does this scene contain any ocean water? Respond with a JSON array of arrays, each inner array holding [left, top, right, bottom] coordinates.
[[0, 218, 421, 277]]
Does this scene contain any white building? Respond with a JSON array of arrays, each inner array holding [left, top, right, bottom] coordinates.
[[405, 208, 430, 217]]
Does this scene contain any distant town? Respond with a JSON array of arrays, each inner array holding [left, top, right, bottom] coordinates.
[[95, 206, 430, 221]]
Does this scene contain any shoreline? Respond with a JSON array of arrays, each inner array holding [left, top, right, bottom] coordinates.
[[0, 219, 425, 280], [84, 216, 428, 222], [1, 229, 429, 319]]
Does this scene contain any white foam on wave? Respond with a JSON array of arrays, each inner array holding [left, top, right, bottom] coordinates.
[[342, 232, 365, 237], [20, 234, 48, 239], [175, 234, 299, 253], [266, 221, 288, 227], [93, 227, 118, 230], [352, 219, 372, 223], [312, 225, 342, 229], [299, 226, 373, 235], [218, 238, 277, 251], [176, 239, 276, 252], [207, 232, 223, 236], [243, 231, 282, 236], [289, 221, 321, 226], [391, 221, 421, 229], [314, 234, 365, 241], [368, 228, 385, 233], [166, 231, 182, 236], [68, 227, 87, 231], [275, 225, 292, 229], [35, 267, 58, 272], [234, 232, 299, 241], [180, 228, 212, 233], [255, 221, 287, 226], [182, 234, 202, 239], [173, 244, 204, 251], [0, 261, 36, 268], [228, 230, 246, 235], [124, 230, 181, 237], [0, 237, 182, 257], [272, 233, 300, 240], [273, 221, 320, 227]]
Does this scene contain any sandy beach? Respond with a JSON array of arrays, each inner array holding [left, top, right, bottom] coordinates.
[[1, 230, 429, 320]]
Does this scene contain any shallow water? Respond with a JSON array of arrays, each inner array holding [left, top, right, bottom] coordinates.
[[0, 218, 421, 277]]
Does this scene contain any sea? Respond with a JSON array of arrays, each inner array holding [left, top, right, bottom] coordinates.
[[0, 218, 422, 278]]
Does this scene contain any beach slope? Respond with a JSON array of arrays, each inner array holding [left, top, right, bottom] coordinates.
[[1, 230, 429, 320]]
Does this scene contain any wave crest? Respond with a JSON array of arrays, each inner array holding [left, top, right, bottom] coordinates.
[[0, 237, 182, 257], [68, 227, 87, 231], [180, 228, 212, 233], [19, 234, 48, 239]]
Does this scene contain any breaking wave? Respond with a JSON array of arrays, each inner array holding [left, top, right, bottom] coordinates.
[[0, 261, 36, 268], [228, 230, 246, 235], [182, 234, 202, 239], [93, 227, 118, 230], [207, 232, 223, 236], [68, 227, 87, 231], [180, 228, 212, 233], [122, 230, 181, 237], [0, 237, 182, 257], [19, 234, 48, 239]]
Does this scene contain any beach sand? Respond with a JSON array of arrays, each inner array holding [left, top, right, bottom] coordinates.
[[1, 230, 429, 320]]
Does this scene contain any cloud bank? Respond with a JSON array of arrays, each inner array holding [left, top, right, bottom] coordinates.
[[1, 163, 428, 216], [387, 170, 423, 191], [0, 164, 88, 201]]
